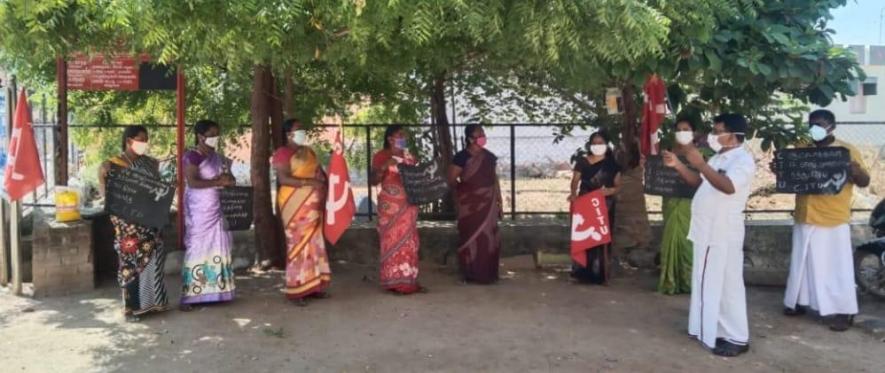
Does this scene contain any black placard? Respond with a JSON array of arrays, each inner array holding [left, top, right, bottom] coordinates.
[[644, 155, 698, 198], [138, 62, 176, 90], [105, 167, 175, 228], [397, 162, 449, 205], [774, 147, 851, 195], [220, 186, 253, 231]]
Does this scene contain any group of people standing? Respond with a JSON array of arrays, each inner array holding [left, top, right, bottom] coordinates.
[[652, 110, 870, 357], [99, 120, 504, 319], [99, 110, 870, 358]]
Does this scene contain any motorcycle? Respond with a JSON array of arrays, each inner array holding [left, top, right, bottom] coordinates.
[[855, 198, 885, 299]]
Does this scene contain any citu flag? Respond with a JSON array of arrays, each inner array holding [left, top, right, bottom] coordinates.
[[569, 189, 612, 267], [4, 89, 45, 202], [640, 74, 668, 156], [324, 128, 355, 244]]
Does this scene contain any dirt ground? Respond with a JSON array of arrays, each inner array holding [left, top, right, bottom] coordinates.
[[2, 256, 884, 373]]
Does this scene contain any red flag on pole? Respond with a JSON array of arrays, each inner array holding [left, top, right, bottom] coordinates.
[[570, 190, 612, 267], [4, 90, 45, 201], [324, 129, 355, 244], [640, 74, 667, 156]]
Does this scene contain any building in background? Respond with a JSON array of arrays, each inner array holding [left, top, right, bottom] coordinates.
[[817, 45, 884, 121]]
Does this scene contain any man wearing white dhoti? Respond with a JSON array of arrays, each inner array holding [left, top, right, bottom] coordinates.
[[782, 110, 871, 332], [663, 113, 756, 357]]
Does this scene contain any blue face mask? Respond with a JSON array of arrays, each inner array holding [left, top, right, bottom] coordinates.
[[394, 138, 407, 150]]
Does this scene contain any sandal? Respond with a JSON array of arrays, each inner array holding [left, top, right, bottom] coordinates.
[[292, 298, 309, 307], [828, 314, 854, 332], [783, 305, 807, 316], [712, 341, 749, 357]]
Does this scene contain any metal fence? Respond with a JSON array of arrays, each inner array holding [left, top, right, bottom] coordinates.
[[25, 120, 885, 220]]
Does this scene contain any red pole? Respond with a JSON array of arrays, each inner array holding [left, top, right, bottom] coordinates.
[[176, 68, 186, 251]]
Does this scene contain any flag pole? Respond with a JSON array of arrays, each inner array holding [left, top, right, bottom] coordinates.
[[0, 82, 10, 286], [9, 86, 21, 295]]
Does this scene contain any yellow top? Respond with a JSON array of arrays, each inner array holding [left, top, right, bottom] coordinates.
[[794, 139, 868, 227]]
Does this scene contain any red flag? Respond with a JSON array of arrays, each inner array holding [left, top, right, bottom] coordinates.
[[324, 129, 355, 244], [570, 190, 612, 267], [4, 90, 45, 201], [640, 74, 667, 156]]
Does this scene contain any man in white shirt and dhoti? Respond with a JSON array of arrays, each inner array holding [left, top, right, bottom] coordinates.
[[663, 113, 756, 357], [781, 109, 870, 331]]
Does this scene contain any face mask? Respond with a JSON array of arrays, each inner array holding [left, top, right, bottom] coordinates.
[[130, 140, 149, 155], [675, 131, 694, 145], [204, 136, 220, 149], [394, 138, 407, 150], [809, 124, 830, 142], [707, 134, 724, 152], [589, 144, 608, 156], [475, 136, 488, 147], [292, 130, 307, 145], [707, 132, 744, 152]]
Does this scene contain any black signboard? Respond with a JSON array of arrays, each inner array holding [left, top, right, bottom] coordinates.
[[105, 167, 175, 228], [138, 62, 176, 90], [220, 186, 253, 231], [774, 147, 851, 195], [397, 162, 449, 205], [644, 155, 698, 198]]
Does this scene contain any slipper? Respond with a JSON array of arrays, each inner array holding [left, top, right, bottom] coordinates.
[[712, 341, 749, 357]]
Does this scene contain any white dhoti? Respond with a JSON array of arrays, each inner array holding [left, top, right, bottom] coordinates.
[[687, 238, 749, 349], [783, 223, 858, 316]]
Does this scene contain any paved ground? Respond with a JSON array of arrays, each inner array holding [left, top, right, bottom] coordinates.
[[1, 256, 884, 373]]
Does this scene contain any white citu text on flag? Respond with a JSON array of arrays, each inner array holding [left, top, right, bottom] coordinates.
[[4, 89, 45, 201], [324, 127, 355, 244]]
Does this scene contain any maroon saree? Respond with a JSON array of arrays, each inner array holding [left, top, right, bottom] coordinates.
[[455, 149, 501, 284]]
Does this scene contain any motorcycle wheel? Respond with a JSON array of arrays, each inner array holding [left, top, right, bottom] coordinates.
[[854, 248, 885, 299]]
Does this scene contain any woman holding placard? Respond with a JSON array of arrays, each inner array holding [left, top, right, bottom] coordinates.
[[567, 131, 621, 284], [448, 124, 503, 284], [99, 125, 169, 321], [371, 125, 425, 294], [179, 120, 236, 311], [657, 118, 706, 295], [272, 118, 331, 306]]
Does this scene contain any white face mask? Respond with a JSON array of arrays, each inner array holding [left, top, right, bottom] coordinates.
[[707, 133, 725, 153], [675, 131, 694, 145], [130, 140, 149, 155], [589, 144, 608, 156], [292, 130, 307, 145], [707, 132, 744, 153], [204, 136, 220, 149], [809, 125, 830, 142]]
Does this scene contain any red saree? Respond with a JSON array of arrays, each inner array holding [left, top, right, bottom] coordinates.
[[373, 150, 421, 294], [455, 149, 501, 283]]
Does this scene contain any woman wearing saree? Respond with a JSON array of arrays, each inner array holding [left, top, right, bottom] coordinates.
[[273, 118, 331, 305], [448, 124, 502, 284], [567, 131, 622, 284], [371, 125, 424, 294], [179, 120, 236, 310], [658, 118, 703, 295], [99, 125, 169, 321]]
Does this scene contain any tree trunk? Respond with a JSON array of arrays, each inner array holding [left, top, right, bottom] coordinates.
[[268, 70, 285, 150], [430, 74, 456, 217], [612, 83, 653, 267], [283, 69, 295, 118], [620, 84, 639, 169], [250, 65, 283, 268]]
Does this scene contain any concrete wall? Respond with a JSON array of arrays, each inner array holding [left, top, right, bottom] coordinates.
[[328, 219, 874, 287], [31, 219, 95, 297], [23, 215, 875, 289]]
